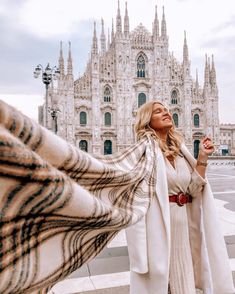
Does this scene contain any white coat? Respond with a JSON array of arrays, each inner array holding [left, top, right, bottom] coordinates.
[[126, 144, 235, 294]]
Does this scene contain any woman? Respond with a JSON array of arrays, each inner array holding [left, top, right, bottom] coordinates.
[[126, 101, 234, 294]]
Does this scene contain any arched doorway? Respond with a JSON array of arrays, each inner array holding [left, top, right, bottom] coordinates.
[[79, 140, 88, 152], [104, 140, 112, 155], [194, 140, 200, 159]]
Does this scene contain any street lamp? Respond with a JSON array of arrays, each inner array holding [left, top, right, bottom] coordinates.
[[48, 107, 61, 134], [33, 63, 60, 129]]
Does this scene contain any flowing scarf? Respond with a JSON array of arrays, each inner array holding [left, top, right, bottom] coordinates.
[[0, 100, 157, 294]]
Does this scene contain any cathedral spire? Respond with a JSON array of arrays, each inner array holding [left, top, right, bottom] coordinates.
[[210, 54, 217, 88], [196, 68, 199, 88], [116, 0, 122, 36], [204, 54, 210, 88], [183, 31, 189, 64], [161, 6, 167, 37], [107, 28, 110, 49], [92, 21, 98, 55], [67, 41, 73, 76], [111, 18, 115, 42], [124, 1, 129, 36], [195, 68, 199, 96], [100, 18, 106, 53], [153, 5, 159, 38], [58, 41, 64, 77], [207, 57, 211, 85]]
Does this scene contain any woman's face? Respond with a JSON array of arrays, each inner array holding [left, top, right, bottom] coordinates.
[[149, 103, 173, 131]]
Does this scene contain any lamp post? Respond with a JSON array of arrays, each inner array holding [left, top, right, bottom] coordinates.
[[34, 63, 60, 129], [49, 108, 61, 134]]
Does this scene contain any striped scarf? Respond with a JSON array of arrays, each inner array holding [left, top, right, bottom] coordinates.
[[0, 100, 156, 294]]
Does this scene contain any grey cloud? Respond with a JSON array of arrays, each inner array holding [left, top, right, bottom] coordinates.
[[0, 0, 23, 14], [202, 16, 235, 54], [200, 33, 235, 55], [0, 13, 93, 95], [211, 15, 235, 33]]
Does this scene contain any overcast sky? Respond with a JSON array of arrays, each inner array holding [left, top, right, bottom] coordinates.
[[0, 0, 235, 123]]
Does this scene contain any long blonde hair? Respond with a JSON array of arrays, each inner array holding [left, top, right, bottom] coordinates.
[[135, 101, 183, 159]]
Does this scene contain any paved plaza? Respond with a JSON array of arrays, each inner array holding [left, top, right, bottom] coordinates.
[[50, 165, 235, 294]]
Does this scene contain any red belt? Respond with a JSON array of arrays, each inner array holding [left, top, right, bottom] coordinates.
[[169, 192, 192, 207]]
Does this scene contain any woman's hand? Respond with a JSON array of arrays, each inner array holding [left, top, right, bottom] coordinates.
[[196, 136, 214, 178], [199, 136, 215, 158]]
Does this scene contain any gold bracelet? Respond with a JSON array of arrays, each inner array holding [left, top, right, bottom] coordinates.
[[197, 160, 208, 167]]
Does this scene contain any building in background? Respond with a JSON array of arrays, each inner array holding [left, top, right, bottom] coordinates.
[[219, 124, 235, 155], [39, 3, 221, 158]]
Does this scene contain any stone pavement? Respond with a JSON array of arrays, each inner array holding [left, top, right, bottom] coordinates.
[[49, 166, 235, 294]]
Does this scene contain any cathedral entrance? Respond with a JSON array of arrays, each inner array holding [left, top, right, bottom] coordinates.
[[104, 140, 112, 155], [194, 140, 200, 158], [193, 132, 204, 158], [79, 140, 88, 152]]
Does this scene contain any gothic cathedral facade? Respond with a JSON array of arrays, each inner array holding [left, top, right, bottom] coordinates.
[[40, 3, 220, 158]]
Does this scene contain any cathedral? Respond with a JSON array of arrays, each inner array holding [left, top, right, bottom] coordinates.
[[39, 2, 220, 158]]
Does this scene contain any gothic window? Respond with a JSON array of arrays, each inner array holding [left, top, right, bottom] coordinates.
[[194, 114, 200, 127], [194, 140, 200, 158], [80, 111, 87, 125], [138, 93, 146, 108], [171, 90, 178, 104], [79, 140, 88, 152], [104, 86, 111, 102], [137, 54, 146, 78], [173, 113, 179, 127], [104, 140, 112, 155], [104, 112, 111, 126]]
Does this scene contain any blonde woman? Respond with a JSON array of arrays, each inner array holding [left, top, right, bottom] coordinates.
[[126, 101, 234, 294]]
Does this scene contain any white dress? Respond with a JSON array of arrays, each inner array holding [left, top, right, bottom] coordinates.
[[165, 154, 206, 294], [128, 147, 234, 294]]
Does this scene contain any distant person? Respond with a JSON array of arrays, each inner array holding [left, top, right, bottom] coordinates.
[[126, 101, 234, 294]]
